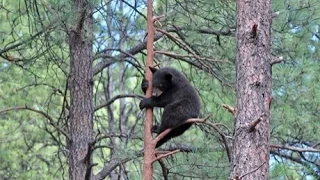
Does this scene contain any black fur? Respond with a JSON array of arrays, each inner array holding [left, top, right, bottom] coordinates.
[[140, 67, 201, 148]]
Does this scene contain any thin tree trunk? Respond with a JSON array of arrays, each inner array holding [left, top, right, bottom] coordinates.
[[104, 67, 117, 180], [142, 0, 155, 179], [231, 0, 272, 179], [68, 1, 93, 179]]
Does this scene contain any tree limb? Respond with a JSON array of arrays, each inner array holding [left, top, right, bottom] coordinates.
[[271, 144, 320, 153], [94, 94, 143, 111], [0, 106, 70, 140]]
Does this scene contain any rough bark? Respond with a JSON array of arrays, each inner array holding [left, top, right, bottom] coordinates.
[[231, 0, 272, 179], [68, 0, 93, 179]]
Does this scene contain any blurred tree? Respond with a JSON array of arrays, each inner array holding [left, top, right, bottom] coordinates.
[[0, 0, 319, 179]]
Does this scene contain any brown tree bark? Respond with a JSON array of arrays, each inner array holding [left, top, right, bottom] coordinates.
[[68, 1, 93, 180], [142, 0, 155, 179], [231, 0, 272, 179]]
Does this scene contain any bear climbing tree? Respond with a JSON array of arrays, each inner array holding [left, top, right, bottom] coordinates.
[[142, 0, 211, 179], [140, 67, 201, 148]]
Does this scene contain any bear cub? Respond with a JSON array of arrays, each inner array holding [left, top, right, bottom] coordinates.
[[139, 67, 201, 148]]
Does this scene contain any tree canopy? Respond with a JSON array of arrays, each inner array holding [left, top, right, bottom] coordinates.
[[0, 0, 319, 179]]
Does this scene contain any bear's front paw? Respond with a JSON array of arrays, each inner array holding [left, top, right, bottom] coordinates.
[[141, 79, 149, 94], [151, 125, 159, 133], [139, 99, 146, 110]]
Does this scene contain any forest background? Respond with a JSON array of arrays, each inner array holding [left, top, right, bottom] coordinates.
[[0, 0, 320, 179]]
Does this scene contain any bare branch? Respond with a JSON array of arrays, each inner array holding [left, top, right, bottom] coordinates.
[[248, 116, 263, 132], [93, 33, 163, 75], [153, 15, 165, 22], [154, 50, 226, 62], [272, 11, 280, 18], [94, 94, 143, 111], [93, 25, 234, 75], [152, 114, 232, 163], [157, 159, 169, 180], [156, 28, 211, 70], [238, 162, 266, 180], [153, 149, 180, 162], [222, 104, 236, 115], [153, 128, 172, 144], [313, 142, 320, 148], [91, 133, 141, 146], [271, 56, 284, 65], [93, 157, 133, 180], [186, 115, 232, 162], [172, 26, 234, 36], [272, 149, 320, 177], [0, 30, 44, 55], [153, 115, 213, 146], [0, 106, 70, 140], [271, 144, 320, 153], [121, 0, 147, 20]]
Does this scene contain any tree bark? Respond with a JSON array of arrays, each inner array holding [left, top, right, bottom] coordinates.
[[68, 1, 93, 180], [231, 0, 272, 179], [142, 0, 156, 179]]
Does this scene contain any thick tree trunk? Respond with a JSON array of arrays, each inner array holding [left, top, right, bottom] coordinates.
[[231, 0, 272, 179], [68, 1, 93, 180]]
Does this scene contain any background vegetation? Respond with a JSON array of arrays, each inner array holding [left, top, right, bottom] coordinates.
[[0, 0, 319, 179]]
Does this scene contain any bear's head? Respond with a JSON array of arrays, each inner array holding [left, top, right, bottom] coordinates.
[[149, 67, 172, 97]]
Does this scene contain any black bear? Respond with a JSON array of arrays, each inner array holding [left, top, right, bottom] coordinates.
[[140, 67, 201, 148]]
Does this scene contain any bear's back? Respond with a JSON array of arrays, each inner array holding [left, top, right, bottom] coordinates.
[[157, 67, 201, 117]]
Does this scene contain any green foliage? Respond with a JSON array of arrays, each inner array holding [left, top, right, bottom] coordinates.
[[0, 64, 66, 179], [0, 0, 320, 179]]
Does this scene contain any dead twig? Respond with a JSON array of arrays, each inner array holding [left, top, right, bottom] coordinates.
[[222, 104, 236, 115]]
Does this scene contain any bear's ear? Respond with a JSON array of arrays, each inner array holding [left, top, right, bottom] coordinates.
[[165, 73, 172, 81], [149, 66, 158, 74]]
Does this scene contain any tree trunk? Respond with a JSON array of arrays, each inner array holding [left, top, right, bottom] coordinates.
[[142, 0, 155, 179], [68, 1, 93, 180], [231, 0, 272, 179]]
